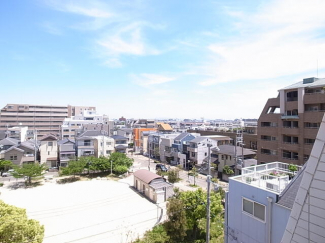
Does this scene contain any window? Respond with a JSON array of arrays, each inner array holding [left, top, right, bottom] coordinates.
[[48, 142, 53, 146], [242, 198, 265, 221], [63, 135, 69, 138], [191, 152, 195, 157], [205, 152, 207, 156], [106, 142, 111, 145], [106, 150, 111, 155], [10, 155, 17, 160], [84, 140, 91, 146], [221, 155, 224, 160]]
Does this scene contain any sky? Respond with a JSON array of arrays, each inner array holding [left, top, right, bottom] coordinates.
[[1, 0, 325, 120]]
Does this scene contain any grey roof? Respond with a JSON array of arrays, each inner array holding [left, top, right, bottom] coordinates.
[[150, 181, 172, 189], [115, 144, 128, 149], [39, 134, 58, 141], [174, 133, 190, 141], [58, 139, 75, 145], [277, 164, 306, 209], [19, 141, 35, 150], [213, 145, 256, 156], [78, 130, 107, 137], [189, 136, 209, 143], [118, 128, 133, 133], [0, 137, 19, 146], [110, 135, 127, 140], [4, 146, 24, 153], [280, 77, 325, 90], [134, 169, 162, 184]]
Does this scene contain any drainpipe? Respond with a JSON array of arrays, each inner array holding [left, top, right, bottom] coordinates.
[[266, 197, 273, 243]]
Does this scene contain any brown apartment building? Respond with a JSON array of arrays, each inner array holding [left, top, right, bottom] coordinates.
[[258, 77, 325, 165], [0, 104, 95, 138]]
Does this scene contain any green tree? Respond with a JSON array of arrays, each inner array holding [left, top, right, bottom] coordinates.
[[167, 168, 180, 183], [108, 152, 133, 175], [222, 165, 234, 175], [164, 197, 187, 242], [60, 160, 86, 177], [178, 188, 223, 240], [132, 224, 168, 243], [12, 163, 47, 185], [0, 200, 44, 243], [0, 160, 12, 176]]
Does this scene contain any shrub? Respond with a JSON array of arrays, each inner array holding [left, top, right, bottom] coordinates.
[[223, 165, 234, 175], [167, 168, 180, 183], [113, 165, 128, 175], [0, 182, 3, 187]]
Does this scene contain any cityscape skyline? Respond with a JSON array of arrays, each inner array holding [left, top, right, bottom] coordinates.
[[1, 0, 325, 119]]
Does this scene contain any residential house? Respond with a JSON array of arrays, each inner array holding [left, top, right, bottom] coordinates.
[[156, 122, 173, 133], [76, 130, 113, 158], [212, 145, 256, 177], [6, 126, 28, 142], [110, 135, 128, 153], [40, 134, 59, 167], [133, 128, 157, 153], [158, 133, 180, 164], [133, 169, 173, 203], [0, 140, 36, 165], [58, 139, 76, 167], [187, 137, 218, 165], [0, 137, 19, 152], [116, 128, 133, 144], [170, 132, 198, 169]]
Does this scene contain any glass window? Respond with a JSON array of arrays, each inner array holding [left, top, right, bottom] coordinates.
[[243, 198, 253, 215], [48, 142, 53, 146], [254, 202, 265, 221]]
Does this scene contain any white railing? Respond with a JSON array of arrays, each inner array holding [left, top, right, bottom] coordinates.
[[240, 162, 302, 194]]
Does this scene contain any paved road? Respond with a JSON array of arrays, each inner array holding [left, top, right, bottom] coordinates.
[[128, 153, 228, 191]]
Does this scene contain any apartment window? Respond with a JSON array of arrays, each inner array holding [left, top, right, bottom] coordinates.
[[305, 122, 320, 128], [261, 122, 277, 127], [242, 198, 265, 221], [84, 140, 91, 146], [63, 129, 69, 132], [304, 138, 315, 145], [106, 150, 111, 155], [191, 152, 195, 157], [106, 142, 111, 145], [63, 135, 69, 138], [48, 142, 53, 147], [286, 91, 298, 102], [221, 155, 224, 160], [205, 152, 207, 156], [10, 155, 18, 160]]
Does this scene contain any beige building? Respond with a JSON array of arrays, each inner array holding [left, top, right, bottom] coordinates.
[[0, 104, 95, 138], [39, 134, 58, 167], [0, 140, 36, 165], [133, 169, 173, 203], [258, 77, 325, 165]]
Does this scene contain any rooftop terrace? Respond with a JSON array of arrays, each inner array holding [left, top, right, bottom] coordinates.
[[232, 162, 302, 194]]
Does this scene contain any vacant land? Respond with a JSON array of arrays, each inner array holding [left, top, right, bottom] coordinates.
[[0, 178, 163, 243]]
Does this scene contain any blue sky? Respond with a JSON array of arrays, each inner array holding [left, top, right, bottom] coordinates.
[[1, 0, 325, 120]]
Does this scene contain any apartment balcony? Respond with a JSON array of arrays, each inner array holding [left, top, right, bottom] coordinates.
[[304, 92, 325, 104], [78, 145, 94, 149], [22, 154, 35, 162], [281, 127, 299, 136], [281, 115, 299, 120]]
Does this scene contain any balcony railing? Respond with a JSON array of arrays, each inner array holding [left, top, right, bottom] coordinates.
[[238, 162, 302, 194], [281, 115, 299, 119]]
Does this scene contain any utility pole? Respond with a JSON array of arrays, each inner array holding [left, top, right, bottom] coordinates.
[[148, 141, 151, 171], [206, 143, 212, 243]]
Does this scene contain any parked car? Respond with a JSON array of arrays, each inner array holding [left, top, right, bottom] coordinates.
[[2, 172, 10, 177], [156, 164, 168, 172]]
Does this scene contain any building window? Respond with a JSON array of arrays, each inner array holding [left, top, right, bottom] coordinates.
[[10, 155, 18, 160], [242, 198, 265, 221], [63, 135, 69, 138], [106, 150, 111, 155], [106, 142, 111, 145], [48, 142, 53, 146], [84, 140, 91, 146], [191, 152, 195, 157]]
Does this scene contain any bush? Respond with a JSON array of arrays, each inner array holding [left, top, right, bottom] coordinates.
[[113, 165, 128, 175], [0, 182, 3, 187], [167, 168, 180, 183], [223, 165, 234, 175], [57, 177, 80, 184]]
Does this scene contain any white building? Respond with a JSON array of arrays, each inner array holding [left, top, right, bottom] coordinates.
[[61, 110, 110, 139], [187, 137, 218, 165]]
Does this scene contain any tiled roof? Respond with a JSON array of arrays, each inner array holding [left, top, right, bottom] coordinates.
[[277, 165, 305, 209], [39, 134, 58, 141], [78, 130, 106, 137], [174, 133, 190, 141], [0, 137, 19, 146], [189, 136, 209, 143]]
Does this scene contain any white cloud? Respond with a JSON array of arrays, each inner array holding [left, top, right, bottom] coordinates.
[[97, 22, 161, 67], [42, 22, 62, 35], [130, 73, 176, 87], [46, 0, 112, 18], [199, 0, 325, 86]]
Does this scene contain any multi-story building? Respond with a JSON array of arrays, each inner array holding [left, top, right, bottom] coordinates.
[[58, 139, 76, 167], [0, 104, 95, 138], [187, 137, 218, 165], [258, 77, 325, 165], [133, 128, 157, 153], [0, 140, 36, 165], [61, 110, 109, 139], [39, 134, 59, 167]]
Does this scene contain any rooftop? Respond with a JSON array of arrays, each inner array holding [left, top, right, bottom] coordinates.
[[280, 77, 325, 90], [231, 162, 302, 194]]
